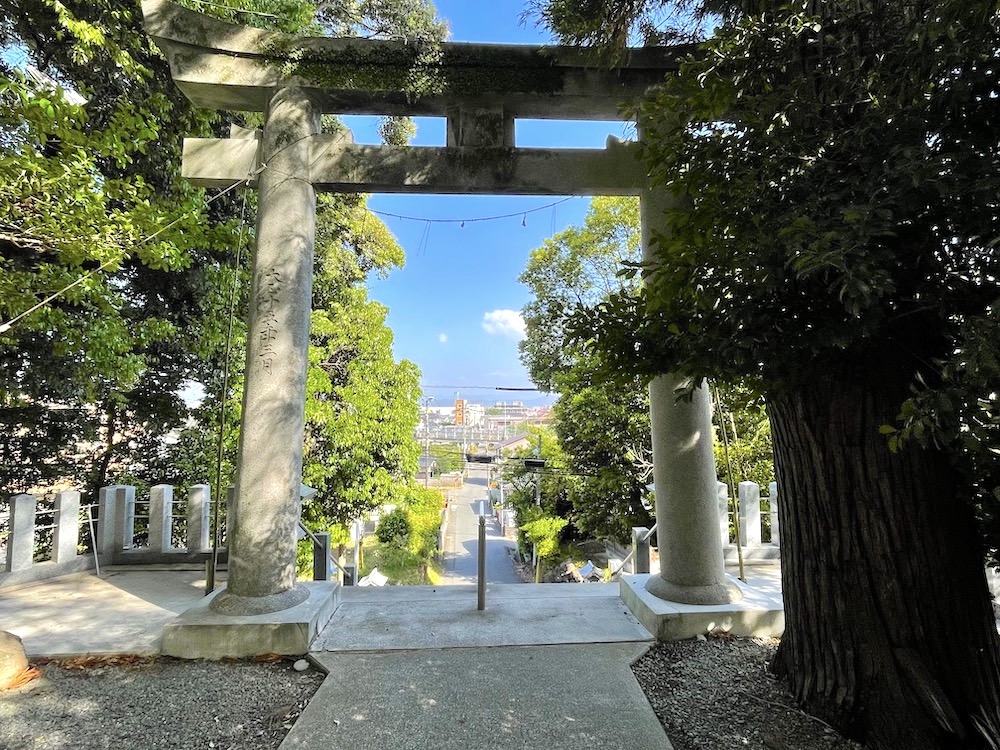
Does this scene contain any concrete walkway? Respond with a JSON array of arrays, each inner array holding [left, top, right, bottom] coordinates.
[[286, 643, 668, 750], [0, 568, 221, 657], [291, 583, 669, 750], [1, 567, 787, 749]]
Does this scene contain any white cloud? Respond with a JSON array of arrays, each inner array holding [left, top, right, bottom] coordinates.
[[482, 309, 526, 340], [438, 333, 448, 344]]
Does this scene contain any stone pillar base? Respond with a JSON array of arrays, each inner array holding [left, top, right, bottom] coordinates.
[[645, 574, 743, 606], [163, 581, 339, 659], [209, 583, 310, 616], [622, 574, 784, 641]]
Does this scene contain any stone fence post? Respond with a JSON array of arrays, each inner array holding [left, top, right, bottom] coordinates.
[[115, 486, 137, 551], [187, 484, 211, 552], [631, 526, 651, 574], [6, 494, 35, 572], [738, 481, 762, 548], [149, 485, 173, 552], [53, 491, 80, 564], [717, 482, 730, 546], [97, 485, 123, 558]]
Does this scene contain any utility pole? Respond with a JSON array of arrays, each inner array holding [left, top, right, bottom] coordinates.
[[499, 477, 505, 534], [535, 434, 542, 504]]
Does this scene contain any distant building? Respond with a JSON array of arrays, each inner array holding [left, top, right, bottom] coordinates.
[[465, 403, 485, 427], [498, 434, 533, 454], [416, 454, 438, 483]]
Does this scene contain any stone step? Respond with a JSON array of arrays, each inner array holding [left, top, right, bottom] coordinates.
[[312, 583, 653, 652]]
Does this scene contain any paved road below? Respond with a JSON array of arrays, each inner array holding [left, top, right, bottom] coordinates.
[[441, 467, 521, 585]]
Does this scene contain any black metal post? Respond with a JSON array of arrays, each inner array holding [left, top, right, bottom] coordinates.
[[477, 515, 486, 610]]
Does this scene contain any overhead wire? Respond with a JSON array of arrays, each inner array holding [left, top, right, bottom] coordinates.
[[0, 98, 587, 334], [1, 121, 358, 336], [1, 110, 583, 334], [371, 196, 575, 225], [417, 219, 431, 257], [0, 162, 267, 335], [206, 183, 251, 595], [422, 384, 541, 391]]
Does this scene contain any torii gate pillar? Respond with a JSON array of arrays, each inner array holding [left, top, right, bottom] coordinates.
[[210, 87, 321, 615], [639, 178, 741, 606]]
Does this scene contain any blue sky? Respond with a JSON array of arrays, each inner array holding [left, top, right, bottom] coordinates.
[[345, 0, 635, 406]]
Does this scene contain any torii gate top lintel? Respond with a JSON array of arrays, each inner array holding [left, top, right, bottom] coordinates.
[[142, 0, 691, 121], [144, 0, 690, 196]]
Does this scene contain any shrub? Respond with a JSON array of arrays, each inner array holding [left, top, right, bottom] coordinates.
[[376, 508, 411, 545]]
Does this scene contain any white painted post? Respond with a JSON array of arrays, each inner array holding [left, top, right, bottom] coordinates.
[[717, 481, 731, 546], [53, 491, 81, 564], [187, 484, 211, 552], [6, 494, 36, 572], [769, 481, 780, 547], [114, 486, 137, 551], [97, 485, 123, 558], [149, 485, 173, 552], [739, 481, 762, 547]]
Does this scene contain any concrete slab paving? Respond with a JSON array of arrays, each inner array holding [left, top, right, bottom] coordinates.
[[312, 583, 653, 652], [284, 643, 672, 750], [339, 581, 623, 603], [0, 569, 224, 657]]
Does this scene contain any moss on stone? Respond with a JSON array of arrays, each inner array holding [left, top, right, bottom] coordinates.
[[257, 37, 567, 99]]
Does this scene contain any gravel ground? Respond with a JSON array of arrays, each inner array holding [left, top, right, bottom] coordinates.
[[2, 637, 864, 750], [633, 637, 863, 750], [0, 656, 323, 750]]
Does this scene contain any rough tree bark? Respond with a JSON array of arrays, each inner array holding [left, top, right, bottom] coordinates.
[[767, 339, 1000, 749], [91, 402, 118, 498]]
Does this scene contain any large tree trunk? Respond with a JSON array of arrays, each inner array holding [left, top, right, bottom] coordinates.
[[767, 346, 1000, 749], [90, 402, 118, 499]]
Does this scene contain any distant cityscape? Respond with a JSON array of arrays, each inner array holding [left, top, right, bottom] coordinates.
[[417, 399, 552, 444]]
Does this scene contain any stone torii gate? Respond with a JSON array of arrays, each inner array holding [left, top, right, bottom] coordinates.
[[143, 0, 739, 655]]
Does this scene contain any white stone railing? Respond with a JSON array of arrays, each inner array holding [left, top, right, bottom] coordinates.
[[718, 480, 781, 562], [619, 481, 781, 575], [1, 484, 224, 589]]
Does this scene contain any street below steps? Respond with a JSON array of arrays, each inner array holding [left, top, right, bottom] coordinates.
[[440, 467, 522, 585]]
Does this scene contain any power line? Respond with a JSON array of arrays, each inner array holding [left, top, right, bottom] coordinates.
[[0, 145, 280, 335], [371, 197, 576, 225], [422, 385, 542, 391]]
